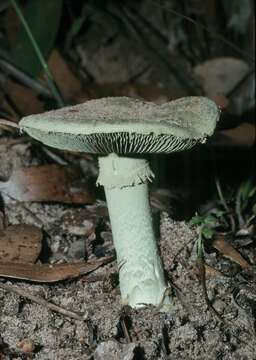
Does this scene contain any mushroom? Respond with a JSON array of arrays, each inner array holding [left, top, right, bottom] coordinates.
[[19, 96, 219, 310]]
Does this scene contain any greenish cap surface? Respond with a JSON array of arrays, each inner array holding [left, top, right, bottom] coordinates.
[[19, 96, 219, 154]]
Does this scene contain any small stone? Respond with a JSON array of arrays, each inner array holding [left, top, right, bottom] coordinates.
[[94, 340, 136, 360], [16, 338, 35, 353]]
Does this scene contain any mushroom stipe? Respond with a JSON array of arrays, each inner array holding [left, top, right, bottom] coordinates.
[[19, 96, 219, 311]]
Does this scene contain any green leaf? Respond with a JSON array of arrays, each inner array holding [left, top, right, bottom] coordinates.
[[204, 214, 218, 225], [11, 0, 63, 77], [201, 226, 214, 239], [189, 216, 204, 227], [248, 186, 256, 198], [239, 179, 255, 201]]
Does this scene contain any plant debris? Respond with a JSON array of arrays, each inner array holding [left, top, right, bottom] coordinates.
[[0, 224, 42, 263], [0, 164, 95, 204], [0, 282, 87, 321], [0, 256, 113, 282], [212, 235, 251, 269]]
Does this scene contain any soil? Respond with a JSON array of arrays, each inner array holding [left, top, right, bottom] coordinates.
[[0, 135, 255, 360]]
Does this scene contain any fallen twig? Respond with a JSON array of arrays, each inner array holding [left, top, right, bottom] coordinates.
[[0, 58, 52, 97], [120, 306, 132, 343], [0, 118, 19, 129], [0, 282, 86, 321], [196, 256, 224, 322]]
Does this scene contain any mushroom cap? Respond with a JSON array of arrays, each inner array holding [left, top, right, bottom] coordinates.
[[19, 96, 219, 154]]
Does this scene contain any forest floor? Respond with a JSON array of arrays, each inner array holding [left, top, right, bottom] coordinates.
[[0, 135, 255, 360]]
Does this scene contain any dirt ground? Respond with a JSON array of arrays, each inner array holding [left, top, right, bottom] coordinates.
[[0, 136, 255, 360]]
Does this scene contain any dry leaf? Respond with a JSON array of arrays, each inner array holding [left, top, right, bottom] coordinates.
[[0, 224, 42, 263], [204, 264, 224, 278], [5, 81, 44, 116], [212, 236, 251, 269], [217, 123, 255, 147], [193, 57, 249, 96], [0, 164, 95, 204], [210, 122, 256, 147], [193, 57, 254, 115], [76, 83, 185, 105], [0, 256, 113, 282], [47, 49, 82, 100], [209, 94, 229, 110]]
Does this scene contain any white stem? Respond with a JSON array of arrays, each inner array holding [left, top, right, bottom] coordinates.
[[97, 154, 171, 310]]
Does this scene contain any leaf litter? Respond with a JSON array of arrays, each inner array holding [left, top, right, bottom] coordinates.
[[0, 125, 255, 359], [0, 223, 42, 263], [212, 235, 251, 269], [0, 164, 95, 204], [0, 164, 255, 358], [0, 4, 255, 357], [0, 256, 113, 283]]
